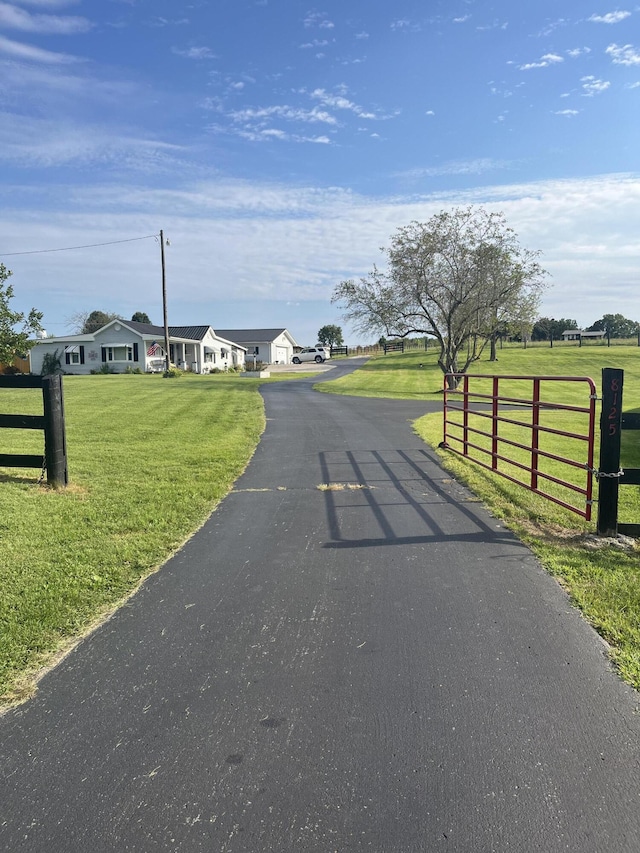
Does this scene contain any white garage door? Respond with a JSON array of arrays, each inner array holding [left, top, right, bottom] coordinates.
[[276, 346, 289, 363]]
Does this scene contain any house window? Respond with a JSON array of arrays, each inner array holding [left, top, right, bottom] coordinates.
[[101, 343, 139, 363], [64, 345, 85, 365]]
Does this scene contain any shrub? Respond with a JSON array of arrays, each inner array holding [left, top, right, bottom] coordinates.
[[41, 349, 62, 376], [163, 366, 183, 379]]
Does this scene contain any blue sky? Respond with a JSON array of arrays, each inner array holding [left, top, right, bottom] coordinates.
[[1, 0, 639, 344]]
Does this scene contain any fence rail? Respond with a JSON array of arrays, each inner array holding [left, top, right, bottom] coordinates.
[[0, 373, 68, 487], [442, 373, 597, 520]]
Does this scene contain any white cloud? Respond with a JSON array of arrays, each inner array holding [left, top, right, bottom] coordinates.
[[589, 11, 632, 24], [537, 18, 570, 37], [10, 0, 81, 6], [519, 53, 564, 70], [209, 86, 386, 145], [308, 87, 378, 119], [0, 60, 137, 102], [0, 1, 90, 32], [555, 109, 580, 116], [300, 38, 328, 48], [171, 46, 216, 59], [4, 173, 639, 340], [394, 158, 511, 179], [391, 19, 421, 32], [228, 104, 338, 125], [606, 42, 640, 64], [453, 15, 470, 23], [477, 20, 508, 31], [0, 33, 80, 62], [355, 31, 369, 39], [303, 11, 334, 29], [0, 112, 186, 169], [146, 17, 189, 28], [567, 47, 592, 58], [581, 75, 611, 95]]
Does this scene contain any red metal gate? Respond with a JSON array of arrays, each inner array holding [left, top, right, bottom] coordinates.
[[442, 373, 597, 520]]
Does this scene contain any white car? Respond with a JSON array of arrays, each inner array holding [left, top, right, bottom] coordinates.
[[292, 346, 331, 364]]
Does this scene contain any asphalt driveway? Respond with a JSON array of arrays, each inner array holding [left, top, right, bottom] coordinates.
[[1, 358, 639, 852]]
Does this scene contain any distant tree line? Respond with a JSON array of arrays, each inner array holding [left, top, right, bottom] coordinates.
[[532, 313, 639, 341]]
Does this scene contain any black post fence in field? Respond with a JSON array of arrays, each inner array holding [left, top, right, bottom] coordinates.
[[0, 373, 68, 488]]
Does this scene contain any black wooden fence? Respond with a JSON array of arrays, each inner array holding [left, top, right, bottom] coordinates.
[[0, 374, 68, 487], [597, 368, 640, 537]]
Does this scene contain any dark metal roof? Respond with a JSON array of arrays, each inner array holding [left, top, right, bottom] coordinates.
[[215, 329, 288, 343], [167, 325, 210, 341], [124, 321, 210, 341], [124, 320, 166, 336]]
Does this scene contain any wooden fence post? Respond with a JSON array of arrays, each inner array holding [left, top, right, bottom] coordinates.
[[42, 374, 68, 488], [597, 367, 623, 536]]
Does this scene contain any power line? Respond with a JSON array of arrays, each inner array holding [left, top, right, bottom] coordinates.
[[0, 234, 159, 257]]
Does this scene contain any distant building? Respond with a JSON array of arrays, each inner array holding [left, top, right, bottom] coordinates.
[[214, 329, 299, 364], [29, 319, 246, 374], [561, 329, 606, 341]]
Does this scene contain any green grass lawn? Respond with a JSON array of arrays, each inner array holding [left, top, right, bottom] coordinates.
[[320, 346, 640, 689], [0, 373, 269, 705]]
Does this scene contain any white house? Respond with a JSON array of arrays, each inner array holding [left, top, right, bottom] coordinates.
[[29, 320, 246, 375], [214, 328, 299, 365]]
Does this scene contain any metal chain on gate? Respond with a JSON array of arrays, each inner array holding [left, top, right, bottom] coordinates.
[[37, 455, 47, 485], [588, 467, 624, 479]]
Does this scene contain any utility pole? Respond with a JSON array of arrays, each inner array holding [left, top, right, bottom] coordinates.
[[160, 229, 170, 371]]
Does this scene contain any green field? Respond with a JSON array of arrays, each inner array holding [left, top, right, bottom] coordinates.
[[320, 346, 640, 689]]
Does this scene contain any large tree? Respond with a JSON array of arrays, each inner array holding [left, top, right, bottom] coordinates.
[[531, 317, 578, 341], [332, 207, 548, 387], [588, 313, 639, 339], [68, 309, 122, 334], [0, 264, 44, 366], [131, 311, 151, 324], [317, 324, 344, 347]]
